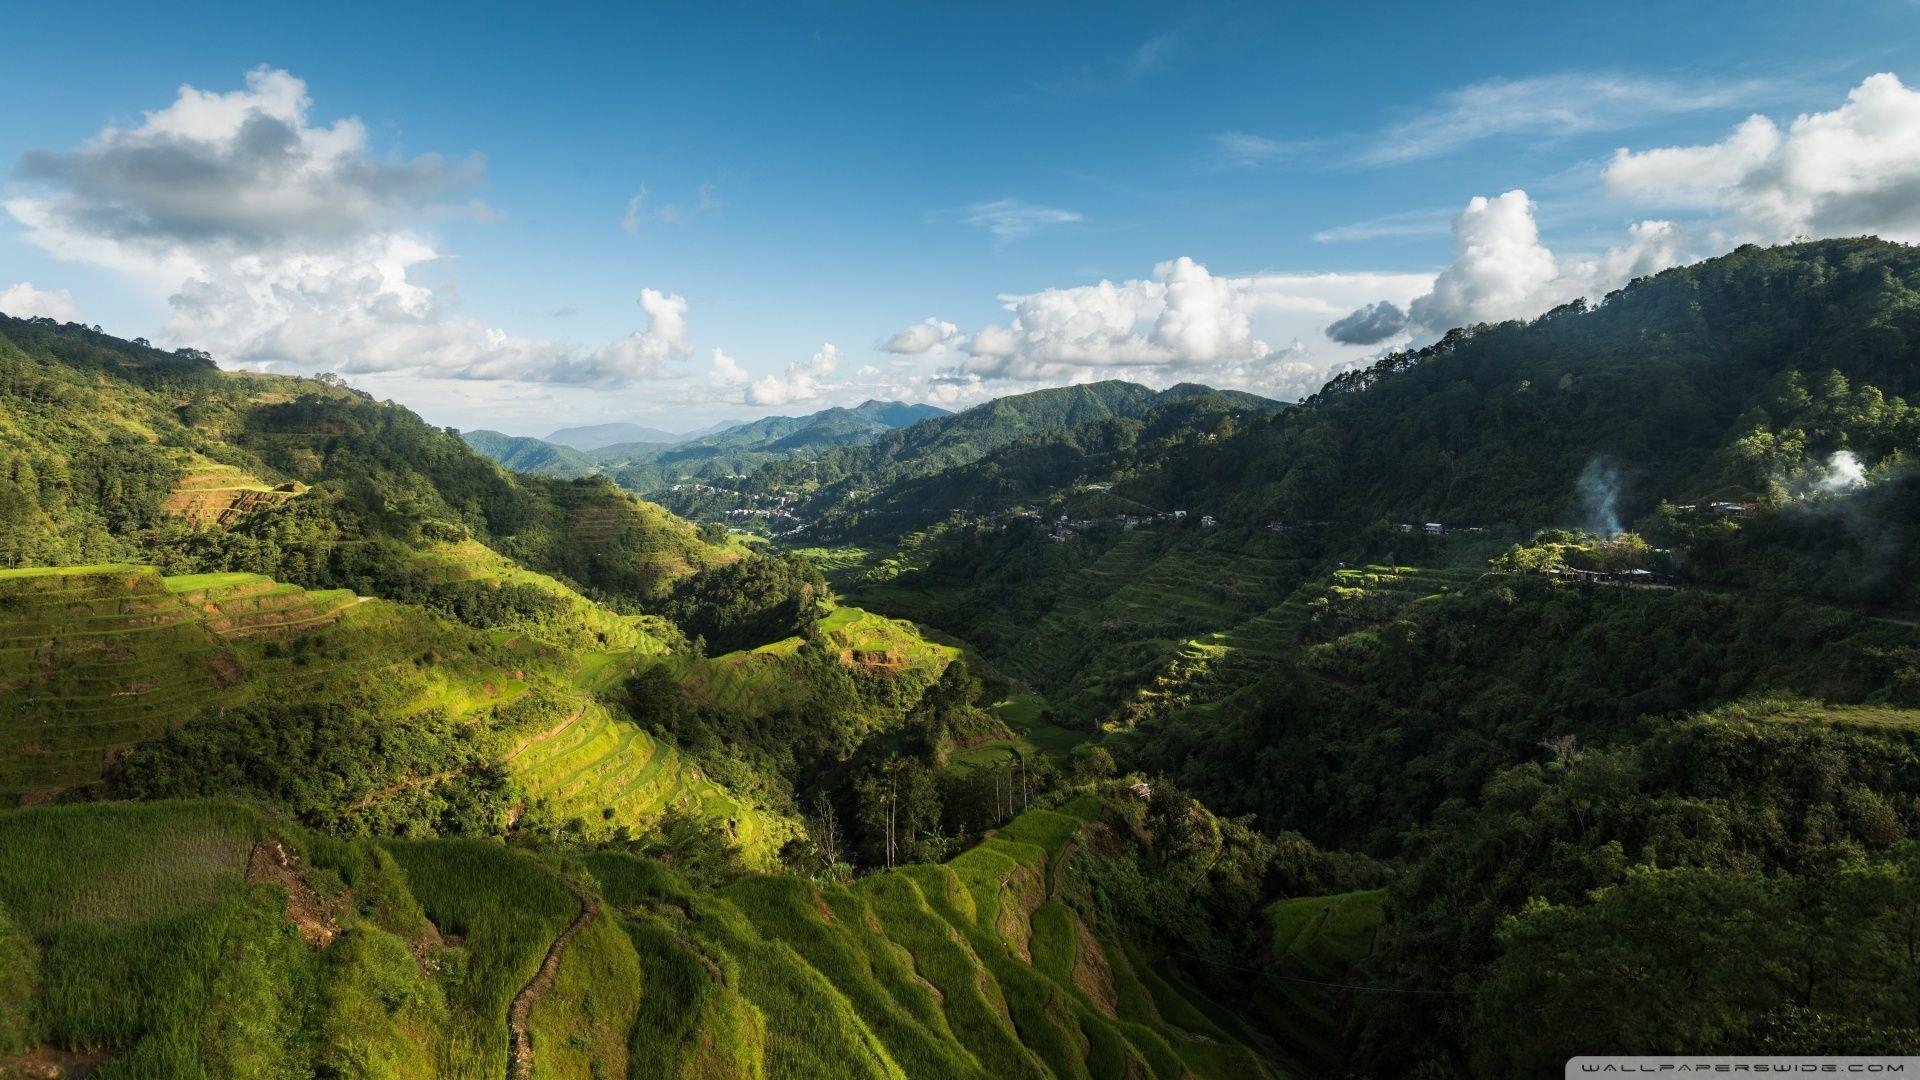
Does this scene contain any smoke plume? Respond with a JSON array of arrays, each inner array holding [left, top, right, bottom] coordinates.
[[1818, 450, 1866, 493], [1578, 458, 1623, 537]]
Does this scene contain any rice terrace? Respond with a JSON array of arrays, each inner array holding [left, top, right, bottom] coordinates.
[[7, 4, 1920, 1077]]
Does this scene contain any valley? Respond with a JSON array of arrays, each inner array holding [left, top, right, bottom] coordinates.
[[4, 237, 1920, 1076]]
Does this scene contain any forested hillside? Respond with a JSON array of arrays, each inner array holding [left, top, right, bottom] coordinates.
[[1122, 240, 1920, 540], [459, 430, 600, 479], [6, 238, 1920, 1077], [0, 317, 1294, 1079], [464, 400, 953, 494]]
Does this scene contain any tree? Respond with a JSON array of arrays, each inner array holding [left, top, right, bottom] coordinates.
[[854, 757, 941, 869], [1070, 744, 1117, 784]]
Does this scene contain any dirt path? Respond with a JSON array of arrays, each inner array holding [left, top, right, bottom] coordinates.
[[506, 861, 598, 1080]]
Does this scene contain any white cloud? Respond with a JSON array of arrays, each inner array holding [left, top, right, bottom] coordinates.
[[1330, 190, 1686, 343], [958, 257, 1268, 379], [0, 282, 81, 322], [710, 347, 749, 386], [915, 258, 1429, 402], [1604, 72, 1920, 242], [5, 67, 695, 387], [1324, 77, 1920, 350], [621, 182, 719, 233], [1312, 207, 1455, 244], [1126, 33, 1180, 80], [1209, 131, 1310, 169], [963, 199, 1084, 241], [1363, 72, 1771, 165], [1406, 190, 1561, 333], [881, 316, 962, 355], [746, 343, 838, 407]]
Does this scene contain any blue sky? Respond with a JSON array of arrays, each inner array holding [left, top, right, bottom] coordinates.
[[4, 1, 1919, 433]]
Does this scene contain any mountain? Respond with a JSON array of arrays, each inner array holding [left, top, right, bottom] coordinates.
[[590, 399, 951, 491], [0, 315, 1291, 1075], [460, 428, 600, 477], [770, 380, 1277, 489], [1119, 239, 1920, 533], [659, 381, 1283, 537], [467, 400, 953, 493], [544, 420, 687, 451], [771, 239, 1920, 1069], [7, 239, 1920, 1076]]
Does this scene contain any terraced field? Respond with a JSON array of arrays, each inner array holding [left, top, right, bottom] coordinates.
[[506, 699, 791, 864], [1256, 889, 1387, 1070], [593, 799, 1277, 1079], [159, 460, 301, 527], [958, 534, 1313, 717], [677, 604, 960, 718], [1114, 563, 1482, 729], [0, 565, 516, 801]]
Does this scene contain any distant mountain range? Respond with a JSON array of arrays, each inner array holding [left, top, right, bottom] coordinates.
[[463, 399, 952, 489]]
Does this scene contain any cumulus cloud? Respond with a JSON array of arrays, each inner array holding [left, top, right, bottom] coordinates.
[[963, 199, 1083, 241], [1322, 190, 1686, 344], [710, 348, 749, 386], [746, 343, 839, 407], [1405, 190, 1562, 333], [5, 66, 695, 387], [1604, 72, 1920, 242], [0, 282, 81, 322], [1324, 300, 1408, 345], [957, 257, 1266, 379], [10, 67, 482, 251], [881, 316, 962, 355], [914, 258, 1429, 402]]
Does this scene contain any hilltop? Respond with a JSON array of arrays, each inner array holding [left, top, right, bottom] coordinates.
[[465, 399, 953, 493], [545, 421, 687, 451], [657, 381, 1283, 539], [460, 430, 601, 478]]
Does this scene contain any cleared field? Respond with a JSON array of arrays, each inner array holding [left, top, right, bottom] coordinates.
[[160, 460, 300, 528]]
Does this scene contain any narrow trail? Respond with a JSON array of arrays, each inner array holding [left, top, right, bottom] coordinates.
[[506, 861, 599, 1080]]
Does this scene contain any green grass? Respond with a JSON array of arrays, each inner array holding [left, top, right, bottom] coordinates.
[[0, 800, 318, 1077], [1254, 889, 1388, 1068], [160, 571, 269, 593], [527, 901, 641, 1080], [0, 800, 1276, 1078], [383, 840, 579, 1079], [1268, 889, 1386, 975], [0, 800, 259, 930]]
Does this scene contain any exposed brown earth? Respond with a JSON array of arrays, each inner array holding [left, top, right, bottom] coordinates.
[[506, 862, 598, 1080], [246, 840, 342, 949]]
